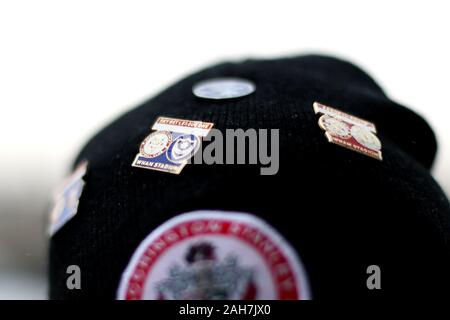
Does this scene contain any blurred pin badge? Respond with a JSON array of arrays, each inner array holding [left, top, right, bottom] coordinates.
[[313, 102, 382, 160], [132, 117, 214, 174], [48, 161, 88, 236], [193, 78, 255, 100]]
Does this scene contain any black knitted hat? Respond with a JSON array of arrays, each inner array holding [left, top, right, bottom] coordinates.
[[48, 55, 450, 299]]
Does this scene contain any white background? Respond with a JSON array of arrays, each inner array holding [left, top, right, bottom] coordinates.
[[0, 1, 449, 299]]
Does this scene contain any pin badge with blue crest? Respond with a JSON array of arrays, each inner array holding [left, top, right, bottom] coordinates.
[[132, 117, 214, 174]]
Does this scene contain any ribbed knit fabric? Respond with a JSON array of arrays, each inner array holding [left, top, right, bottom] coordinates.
[[49, 55, 450, 299]]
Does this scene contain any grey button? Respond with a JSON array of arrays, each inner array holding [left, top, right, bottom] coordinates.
[[192, 78, 255, 100]]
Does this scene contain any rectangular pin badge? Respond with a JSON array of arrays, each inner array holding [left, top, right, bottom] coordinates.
[[48, 161, 88, 236], [313, 102, 382, 160], [132, 117, 214, 174]]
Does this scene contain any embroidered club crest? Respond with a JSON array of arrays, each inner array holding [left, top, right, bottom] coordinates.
[[156, 242, 257, 300], [117, 211, 311, 300]]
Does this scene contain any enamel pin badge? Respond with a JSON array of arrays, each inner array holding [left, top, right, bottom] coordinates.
[[132, 117, 214, 174], [48, 161, 88, 236], [313, 102, 382, 160]]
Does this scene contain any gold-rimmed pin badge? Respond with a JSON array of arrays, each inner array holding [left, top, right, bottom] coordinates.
[[132, 117, 214, 174], [313, 102, 382, 160]]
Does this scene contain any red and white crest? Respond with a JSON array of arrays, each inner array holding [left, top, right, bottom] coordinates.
[[117, 211, 311, 300], [314, 101, 383, 160]]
